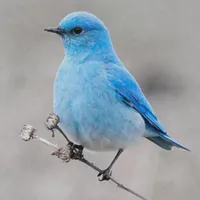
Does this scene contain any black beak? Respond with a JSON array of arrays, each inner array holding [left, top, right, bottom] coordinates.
[[44, 27, 65, 36]]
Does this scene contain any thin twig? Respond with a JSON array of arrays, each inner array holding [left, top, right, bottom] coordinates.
[[20, 116, 148, 200], [79, 157, 147, 200], [56, 125, 71, 143], [34, 135, 59, 149]]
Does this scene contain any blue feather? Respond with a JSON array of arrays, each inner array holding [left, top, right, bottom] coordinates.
[[48, 11, 190, 152], [106, 64, 166, 133], [106, 64, 190, 151]]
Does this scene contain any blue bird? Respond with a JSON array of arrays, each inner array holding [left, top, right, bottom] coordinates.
[[45, 11, 189, 180]]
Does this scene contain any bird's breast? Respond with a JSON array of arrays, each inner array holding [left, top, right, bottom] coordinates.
[[53, 61, 145, 150], [53, 62, 114, 133]]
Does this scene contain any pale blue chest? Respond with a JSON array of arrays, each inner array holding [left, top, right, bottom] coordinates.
[[53, 61, 113, 133], [53, 60, 145, 149]]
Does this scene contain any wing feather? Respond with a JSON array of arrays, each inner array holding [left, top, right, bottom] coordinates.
[[106, 64, 166, 134]]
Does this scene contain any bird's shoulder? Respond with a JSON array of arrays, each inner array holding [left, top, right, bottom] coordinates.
[[103, 62, 167, 134]]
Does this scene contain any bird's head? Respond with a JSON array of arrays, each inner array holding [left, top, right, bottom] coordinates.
[[45, 12, 113, 58]]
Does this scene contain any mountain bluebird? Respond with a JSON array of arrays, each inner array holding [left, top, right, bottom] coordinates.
[[45, 11, 189, 180]]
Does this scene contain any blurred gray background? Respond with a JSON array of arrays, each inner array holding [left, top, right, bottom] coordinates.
[[1, 1, 200, 200]]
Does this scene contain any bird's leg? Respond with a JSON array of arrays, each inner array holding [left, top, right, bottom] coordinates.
[[98, 149, 123, 181]]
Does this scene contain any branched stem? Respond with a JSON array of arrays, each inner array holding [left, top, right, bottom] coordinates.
[[20, 117, 148, 200], [79, 157, 147, 200], [51, 125, 148, 200]]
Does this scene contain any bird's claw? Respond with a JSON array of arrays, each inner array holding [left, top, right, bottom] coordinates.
[[98, 168, 112, 181], [52, 142, 84, 162], [69, 142, 84, 159], [45, 113, 84, 159]]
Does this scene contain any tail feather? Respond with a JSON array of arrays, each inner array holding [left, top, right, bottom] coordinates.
[[146, 136, 173, 150], [146, 133, 190, 151]]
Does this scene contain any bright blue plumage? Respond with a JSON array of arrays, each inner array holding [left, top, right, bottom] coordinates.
[[106, 63, 190, 151], [106, 64, 166, 134], [45, 11, 189, 153]]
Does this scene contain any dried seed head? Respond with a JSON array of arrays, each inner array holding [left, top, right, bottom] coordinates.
[[45, 113, 60, 130], [20, 124, 36, 141], [51, 144, 71, 162]]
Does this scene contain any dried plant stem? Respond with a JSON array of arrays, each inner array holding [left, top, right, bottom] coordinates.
[[32, 134, 147, 200], [20, 116, 148, 200], [79, 157, 147, 200], [33, 135, 58, 149]]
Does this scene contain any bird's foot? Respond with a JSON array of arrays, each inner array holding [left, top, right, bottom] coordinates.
[[52, 142, 84, 162], [97, 168, 112, 181], [68, 142, 84, 160], [45, 113, 84, 160], [45, 113, 60, 137]]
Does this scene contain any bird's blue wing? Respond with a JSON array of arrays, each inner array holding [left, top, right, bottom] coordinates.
[[106, 64, 167, 134]]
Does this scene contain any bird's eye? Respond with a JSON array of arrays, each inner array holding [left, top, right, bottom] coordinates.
[[71, 27, 83, 35]]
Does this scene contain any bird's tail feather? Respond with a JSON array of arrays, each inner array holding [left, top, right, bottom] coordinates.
[[146, 133, 190, 151]]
